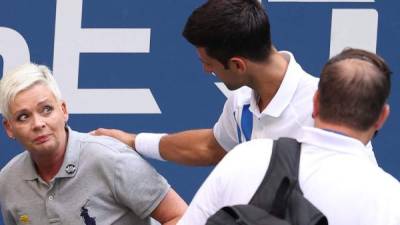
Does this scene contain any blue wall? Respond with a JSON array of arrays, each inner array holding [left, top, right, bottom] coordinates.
[[0, 1, 399, 224]]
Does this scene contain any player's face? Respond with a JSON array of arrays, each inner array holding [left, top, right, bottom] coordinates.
[[197, 47, 243, 90]]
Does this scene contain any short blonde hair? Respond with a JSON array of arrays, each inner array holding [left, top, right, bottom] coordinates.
[[0, 63, 62, 119]]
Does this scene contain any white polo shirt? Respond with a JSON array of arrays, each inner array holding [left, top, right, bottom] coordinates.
[[213, 51, 318, 151], [178, 127, 400, 225]]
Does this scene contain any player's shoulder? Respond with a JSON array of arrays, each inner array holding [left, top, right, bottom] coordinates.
[[220, 139, 274, 168]]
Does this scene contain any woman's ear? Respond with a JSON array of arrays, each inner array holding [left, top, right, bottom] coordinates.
[[3, 119, 15, 139], [60, 101, 69, 124]]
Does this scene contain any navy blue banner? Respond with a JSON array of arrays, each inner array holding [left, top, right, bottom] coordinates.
[[0, 1, 399, 224]]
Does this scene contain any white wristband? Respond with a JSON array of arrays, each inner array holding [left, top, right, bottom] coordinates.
[[135, 133, 167, 161]]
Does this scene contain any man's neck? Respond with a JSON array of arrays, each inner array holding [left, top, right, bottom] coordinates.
[[247, 51, 288, 111], [315, 119, 373, 145]]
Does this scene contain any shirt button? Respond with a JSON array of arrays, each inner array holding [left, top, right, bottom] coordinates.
[[48, 195, 54, 201]]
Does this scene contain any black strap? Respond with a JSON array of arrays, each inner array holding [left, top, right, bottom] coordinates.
[[249, 138, 301, 214], [207, 137, 328, 225], [270, 177, 296, 218]]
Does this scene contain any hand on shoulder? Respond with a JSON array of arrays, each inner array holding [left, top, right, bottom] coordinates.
[[90, 128, 136, 149]]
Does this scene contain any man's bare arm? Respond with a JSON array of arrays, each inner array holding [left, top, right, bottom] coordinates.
[[160, 129, 226, 166], [92, 128, 226, 166]]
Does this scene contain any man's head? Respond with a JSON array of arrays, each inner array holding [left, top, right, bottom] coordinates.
[[314, 48, 391, 134], [0, 63, 68, 156], [182, 0, 272, 69]]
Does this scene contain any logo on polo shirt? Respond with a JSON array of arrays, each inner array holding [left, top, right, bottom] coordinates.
[[81, 200, 96, 225], [19, 214, 30, 224], [65, 164, 76, 175]]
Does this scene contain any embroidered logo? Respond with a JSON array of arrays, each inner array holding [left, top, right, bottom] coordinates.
[[65, 164, 76, 175], [80, 201, 96, 225], [19, 214, 30, 224]]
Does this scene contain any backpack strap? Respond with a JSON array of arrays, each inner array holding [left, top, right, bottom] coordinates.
[[249, 138, 301, 215], [207, 137, 328, 225]]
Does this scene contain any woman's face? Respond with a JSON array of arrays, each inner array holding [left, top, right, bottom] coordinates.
[[3, 83, 68, 157]]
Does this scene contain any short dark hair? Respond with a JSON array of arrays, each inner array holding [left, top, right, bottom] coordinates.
[[318, 48, 391, 131], [182, 0, 272, 68]]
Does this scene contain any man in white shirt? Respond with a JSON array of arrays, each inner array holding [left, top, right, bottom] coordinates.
[[177, 48, 400, 225], [92, 0, 319, 166]]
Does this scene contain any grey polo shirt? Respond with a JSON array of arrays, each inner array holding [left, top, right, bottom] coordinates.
[[0, 128, 170, 225]]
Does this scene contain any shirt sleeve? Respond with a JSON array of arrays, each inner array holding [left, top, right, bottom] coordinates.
[[0, 186, 17, 225], [213, 94, 240, 151], [178, 139, 274, 225], [177, 162, 224, 225], [0, 164, 17, 225], [1, 210, 17, 225], [113, 146, 170, 219]]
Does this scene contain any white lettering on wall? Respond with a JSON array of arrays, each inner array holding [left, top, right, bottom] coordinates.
[[53, 0, 161, 114], [0, 27, 30, 74], [330, 9, 378, 57]]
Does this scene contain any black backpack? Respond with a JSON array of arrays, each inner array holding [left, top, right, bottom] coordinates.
[[206, 138, 328, 225]]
